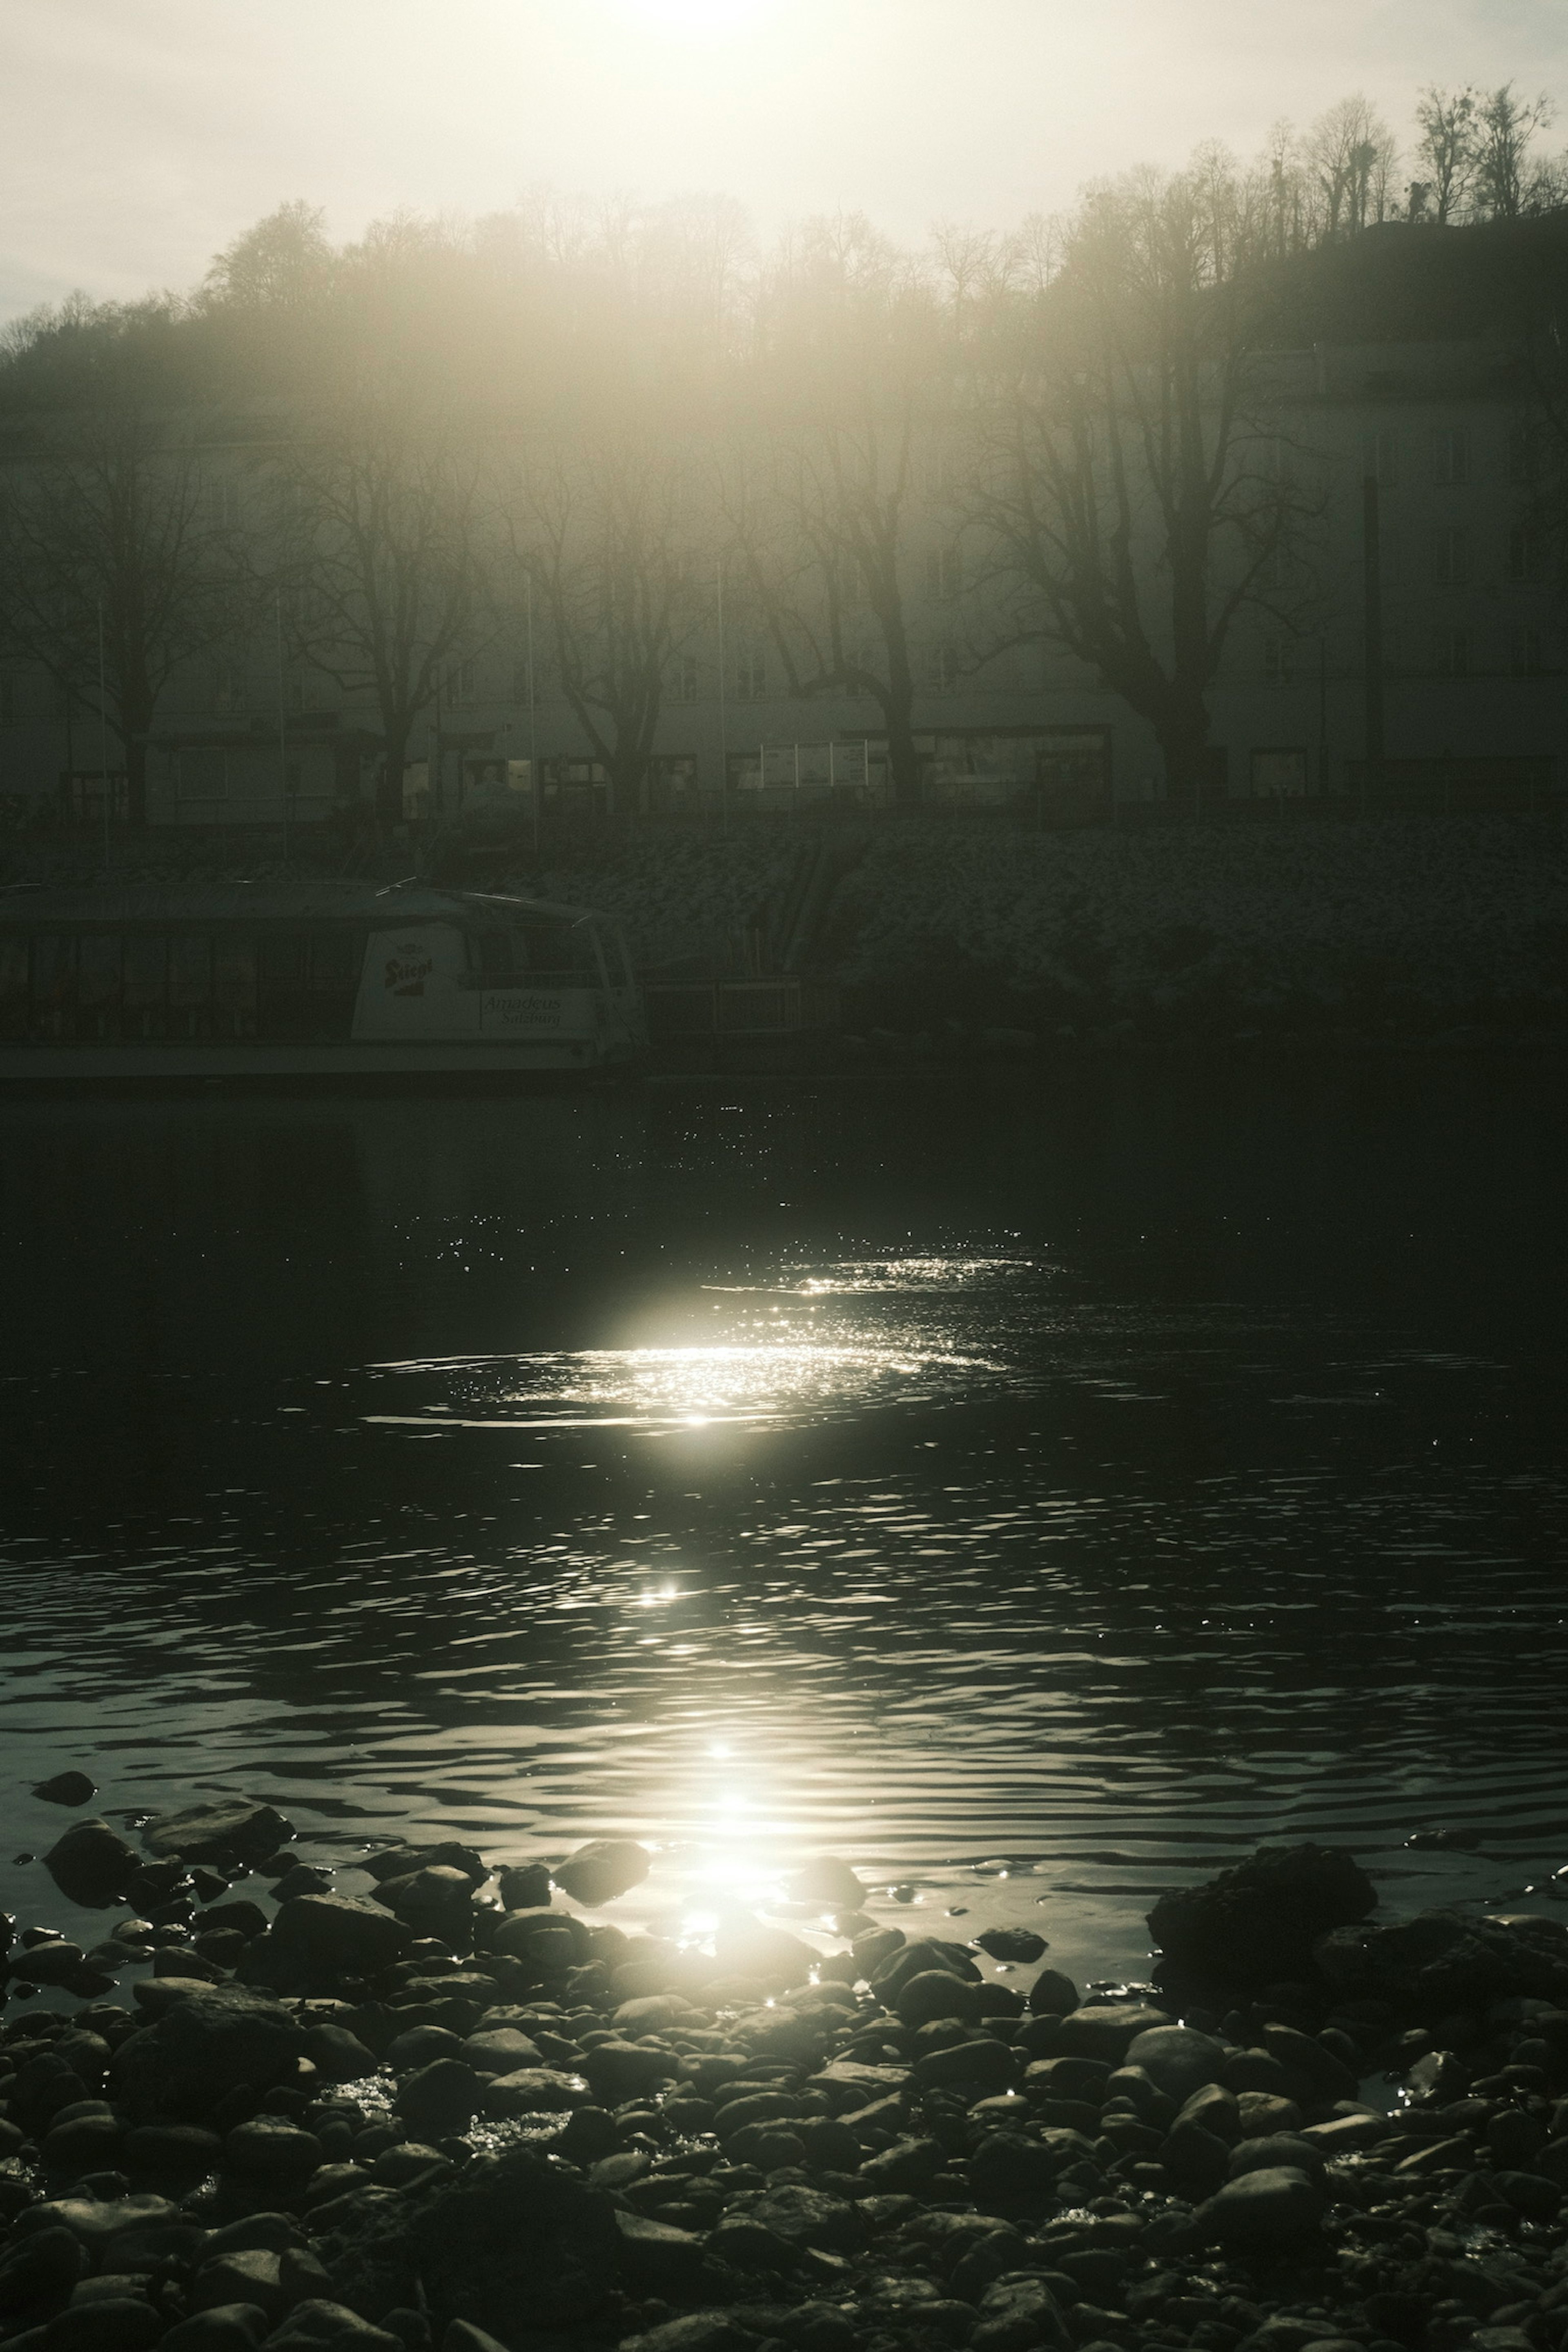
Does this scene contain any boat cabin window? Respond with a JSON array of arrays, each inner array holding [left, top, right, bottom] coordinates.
[[0, 923, 364, 1044], [471, 921, 603, 986]]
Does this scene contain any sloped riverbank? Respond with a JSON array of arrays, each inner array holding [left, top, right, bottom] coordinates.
[[4, 1802, 1568, 2352]]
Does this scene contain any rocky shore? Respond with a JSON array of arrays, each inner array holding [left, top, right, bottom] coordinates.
[[4, 1802, 1568, 2352]]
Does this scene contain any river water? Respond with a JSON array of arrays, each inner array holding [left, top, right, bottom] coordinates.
[[1, 1063, 1565, 1991]]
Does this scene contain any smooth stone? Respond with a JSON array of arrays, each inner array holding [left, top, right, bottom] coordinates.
[[113, 1985, 305, 2112], [223, 2120, 323, 2181], [977, 1928, 1047, 1964], [897, 1971, 980, 2029], [158, 2310, 270, 2352], [1227, 2131, 1327, 2185], [579, 2038, 675, 2104], [480, 2066, 590, 2117], [972, 2274, 1073, 2352], [264, 1894, 411, 1981], [263, 2303, 401, 2352], [34, 1774, 97, 1807], [550, 1840, 651, 1907], [1195, 2164, 1325, 2247], [42, 1824, 139, 1909], [494, 1864, 550, 1910], [1124, 2025, 1228, 2102], [43, 2303, 162, 2352], [394, 2059, 481, 2134], [363, 1842, 486, 1886], [458, 2029, 542, 2077], [142, 1802, 294, 1866], [783, 1856, 866, 1910]]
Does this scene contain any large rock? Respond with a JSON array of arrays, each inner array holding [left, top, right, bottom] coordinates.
[[972, 2274, 1072, 2352], [550, 1840, 650, 1906], [488, 1909, 584, 1972], [580, 2039, 676, 2105], [784, 1855, 866, 1910], [112, 1985, 305, 2118], [43, 1821, 140, 1908], [377, 1866, 475, 1941], [1054, 2004, 1173, 2062], [316, 2147, 618, 2331], [264, 2303, 401, 2352], [1147, 1843, 1376, 1987], [712, 1918, 820, 1988], [1313, 1907, 1568, 2015], [479, 2067, 590, 2118], [869, 1938, 983, 2002], [34, 1772, 96, 1806], [1124, 2025, 1228, 2103], [1194, 2164, 1325, 2248], [747, 2184, 866, 2253], [613, 2212, 707, 2296], [142, 1800, 294, 1867], [394, 2060, 482, 2135], [260, 1895, 411, 1987], [363, 1841, 487, 1887], [0, 2225, 87, 2318]]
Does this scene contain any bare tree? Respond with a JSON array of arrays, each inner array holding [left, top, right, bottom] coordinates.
[[1307, 96, 1400, 238], [962, 159, 1319, 807], [268, 399, 490, 824], [0, 385, 252, 825], [726, 218, 943, 806], [1473, 85, 1559, 220], [1412, 87, 1479, 225], [518, 426, 704, 816]]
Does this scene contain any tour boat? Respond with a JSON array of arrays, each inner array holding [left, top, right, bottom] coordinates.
[[0, 881, 646, 1085]]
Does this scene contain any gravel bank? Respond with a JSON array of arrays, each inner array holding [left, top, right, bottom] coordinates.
[[4, 1804, 1568, 2352]]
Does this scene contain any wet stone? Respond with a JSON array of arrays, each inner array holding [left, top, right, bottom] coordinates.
[[33, 1774, 96, 1808], [550, 1838, 651, 1906]]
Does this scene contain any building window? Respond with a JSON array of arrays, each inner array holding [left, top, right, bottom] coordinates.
[[1262, 636, 1296, 685], [1251, 748, 1309, 798], [1508, 424, 1540, 486], [924, 546, 963, 599], [1432, 428, 1470, 487], [735, 652, 766, 702], [1508, 523, 1542, 584], [1361, 430, 1399, 487], [1432, 628, 1469, 677], [1510, 626, 1545, 677], [177, 749, 229, 800], [212, 657, 245, 715], [1431, 527, 1472, 588], [442, 662, 476, 710], [668, 653, 699, 704], [927, 641, 960, 693]]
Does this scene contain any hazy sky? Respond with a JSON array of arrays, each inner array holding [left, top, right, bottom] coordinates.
[[4, 0, 1566, 322]]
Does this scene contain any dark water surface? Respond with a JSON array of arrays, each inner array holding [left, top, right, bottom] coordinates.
[[2, 1064, 1565, 1989]]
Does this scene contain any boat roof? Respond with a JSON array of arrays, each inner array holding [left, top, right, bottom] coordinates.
[[0, 881, 610, 928]]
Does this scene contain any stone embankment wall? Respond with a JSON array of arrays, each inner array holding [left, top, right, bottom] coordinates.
[[819, 816, 1568, 1037], [8, 813, 1565, 1038]]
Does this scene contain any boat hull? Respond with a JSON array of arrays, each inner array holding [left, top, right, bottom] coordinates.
[[0, 1038, 639, 1089]]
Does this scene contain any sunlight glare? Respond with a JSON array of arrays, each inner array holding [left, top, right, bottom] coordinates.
[[615, 0, 777, 37]]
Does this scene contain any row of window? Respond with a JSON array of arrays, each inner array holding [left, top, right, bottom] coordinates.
[[1263, 624, 1552, 682], [0, 929, 363, 1044], [1373, 521, 1552, 587], [1361, 423, 1543, 490]]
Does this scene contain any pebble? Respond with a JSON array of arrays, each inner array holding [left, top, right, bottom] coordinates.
[[4, 1815, 1568, 2352]]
